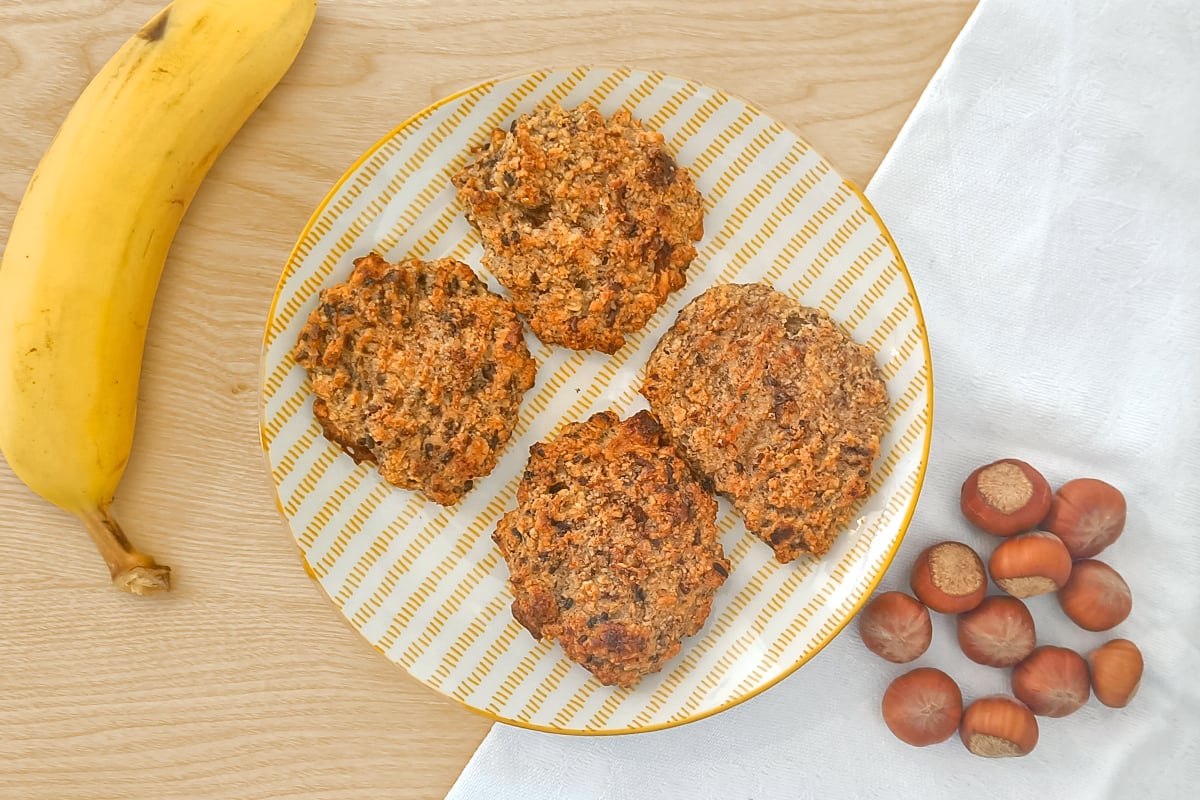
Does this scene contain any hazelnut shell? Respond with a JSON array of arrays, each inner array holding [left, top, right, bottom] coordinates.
[[910, 541, 987, 614], [1089, 639, 1144, 708], [988, 531, 1073, 598], [957, 595, 1037, 668], [959, 695, 1039, 758], [1011, 646, 1091, 717], [1057, 559, 1132, 631], [1043, 477, 1127, 558], [882, 668, 963, 747], [961, 459, 1052, 537], [858, 591, 933, 664]]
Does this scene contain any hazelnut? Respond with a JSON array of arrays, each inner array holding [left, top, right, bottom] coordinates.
[[987, 531, 1073, 598], [957, 596, 1037, 668], [960, 459, 1052, 537], [1057, 559, 1132, 631], [959, 695, 1039, 758], [1011, 646, 1091, 717], [1042, 477, 1126, 558], [910, 541, 987, 614], [1088, 639, 1144, 708], [881, 668, 963, 747], [858, 591, 933, 663]]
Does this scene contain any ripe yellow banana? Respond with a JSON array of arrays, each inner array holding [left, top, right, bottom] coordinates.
[[0, 0, 317, 594]]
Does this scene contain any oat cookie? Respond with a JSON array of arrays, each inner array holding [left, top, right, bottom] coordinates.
[[642, 283, 890, 562], [452, 102, 705, 353], [493, 410, 728, 687], [293, 252, 537, 505]]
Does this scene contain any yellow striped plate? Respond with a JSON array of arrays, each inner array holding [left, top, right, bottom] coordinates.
[[260, 66, 932, 735]]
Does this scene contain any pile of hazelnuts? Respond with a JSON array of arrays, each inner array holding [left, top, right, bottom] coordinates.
[[858, 458, 1143, 758]]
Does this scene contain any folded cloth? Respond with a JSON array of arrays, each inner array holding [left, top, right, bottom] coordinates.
[[447, 0, 1200, 796]]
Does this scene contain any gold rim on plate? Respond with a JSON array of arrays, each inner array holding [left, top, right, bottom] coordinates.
[[259, 65, 933, 735]]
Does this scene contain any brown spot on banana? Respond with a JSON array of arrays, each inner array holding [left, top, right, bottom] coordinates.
[[138, 9, 169, 42]]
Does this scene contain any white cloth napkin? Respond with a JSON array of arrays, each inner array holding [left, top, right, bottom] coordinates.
[[447, 0, 1200, 796]]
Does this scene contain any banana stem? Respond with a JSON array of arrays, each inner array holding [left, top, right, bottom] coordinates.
[[78, 506, 171, 595]]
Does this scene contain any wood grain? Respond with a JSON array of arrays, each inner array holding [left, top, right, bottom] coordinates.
[[0, 1, 973, 797]]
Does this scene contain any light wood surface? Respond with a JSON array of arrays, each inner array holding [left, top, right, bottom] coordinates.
[[0, 1, 973, 797]]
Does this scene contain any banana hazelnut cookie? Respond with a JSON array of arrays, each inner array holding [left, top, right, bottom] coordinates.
[[493, 410, 728, 687], [293, 252, 537, 505], [642, 283, 889, 563], [452, 102, 705, 354]]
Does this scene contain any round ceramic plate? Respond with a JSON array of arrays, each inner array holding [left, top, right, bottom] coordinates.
[[260, 66, 932, 735]]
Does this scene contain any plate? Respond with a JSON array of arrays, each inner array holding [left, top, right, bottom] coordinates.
[[260, 66, 932, 734]]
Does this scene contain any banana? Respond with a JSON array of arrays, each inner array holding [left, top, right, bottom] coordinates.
[[0, 0, 317, 594]]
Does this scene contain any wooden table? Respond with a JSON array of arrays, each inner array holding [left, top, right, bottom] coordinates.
[[0, 1, 974, 796]]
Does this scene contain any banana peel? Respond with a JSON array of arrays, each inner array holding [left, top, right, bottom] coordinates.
[[0, 0, 318, 594]]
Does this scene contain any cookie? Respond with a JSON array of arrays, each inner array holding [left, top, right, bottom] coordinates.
[[493, 410, 728, 687], [293, 252, 537, 505], [453, 102, 705, 353], [642, 283, 890, 562]]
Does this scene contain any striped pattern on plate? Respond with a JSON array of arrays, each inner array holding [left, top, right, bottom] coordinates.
[[260, 66, 932, 734]]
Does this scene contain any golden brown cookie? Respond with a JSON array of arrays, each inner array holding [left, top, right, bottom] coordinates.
[[293, 252, 537, 505], [642, 283, 889, 562], [452, 102, 705, 354], [493, 410, 728, 687]]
